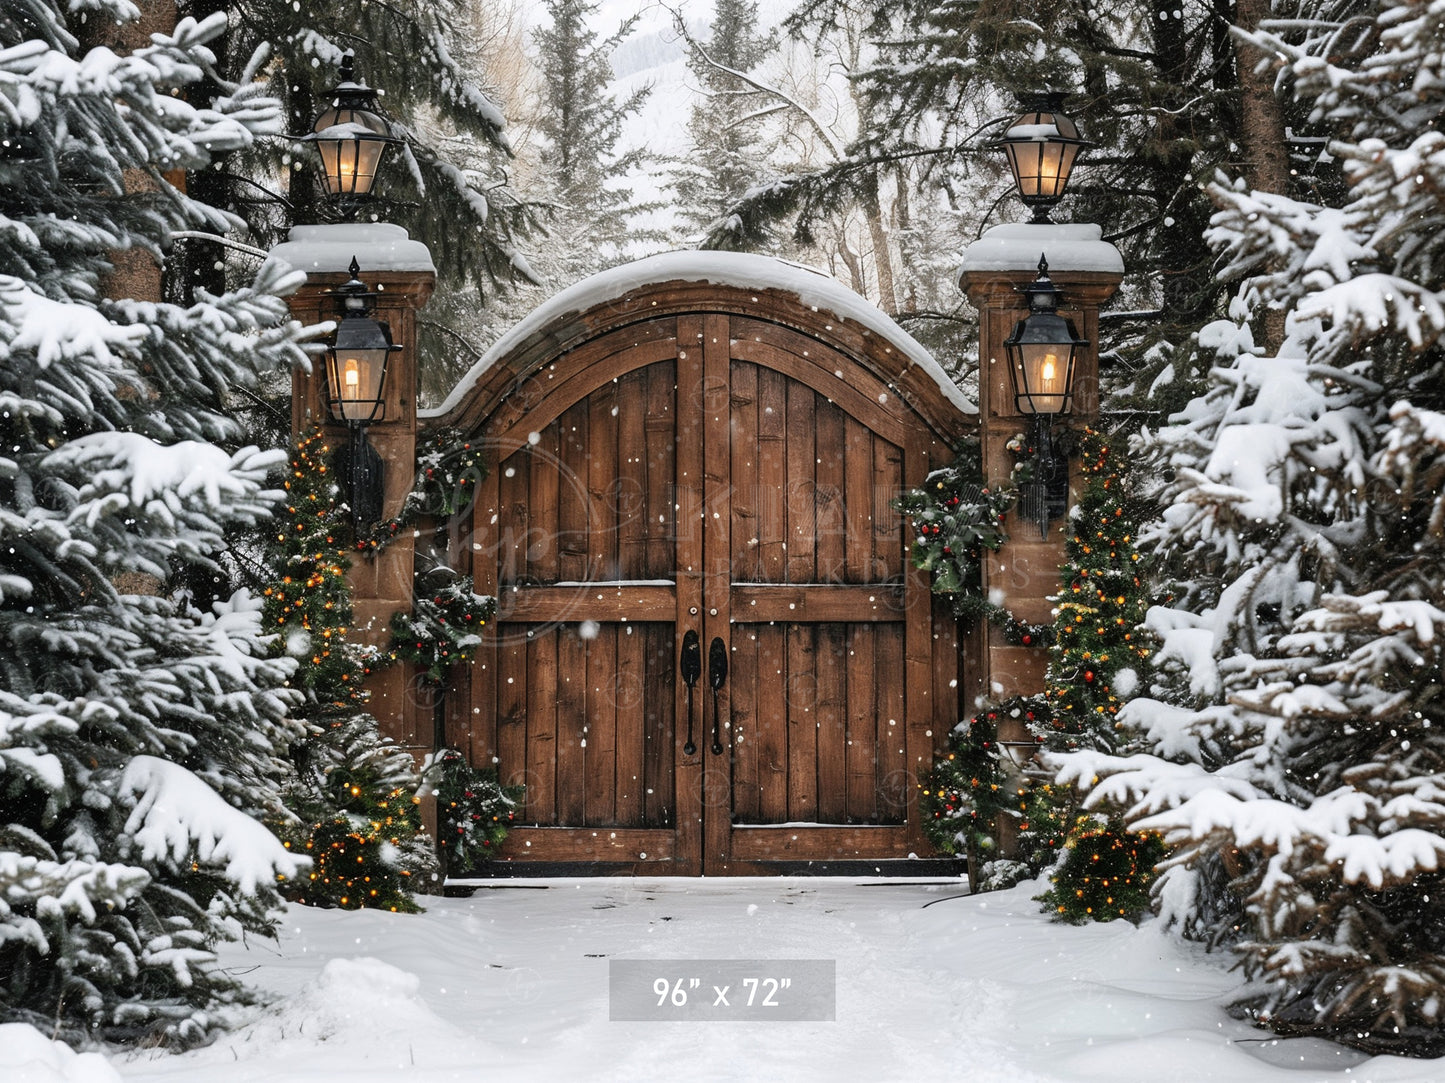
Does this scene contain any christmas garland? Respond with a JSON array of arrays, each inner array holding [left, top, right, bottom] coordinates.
[[919, 707, 1023, 858], [920, 698, 1078, 890], [386, 575, 497, 684], [356, 428, 489, 553], [895, 446, 1015, 615], [422, 748, 523, 874]]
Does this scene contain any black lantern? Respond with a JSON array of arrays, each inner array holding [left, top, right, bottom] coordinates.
[[1003, 255, 1087, 538], [994, 93, 1091, 224], [306, 53, 398, 207], [324, 258, 400, 531]]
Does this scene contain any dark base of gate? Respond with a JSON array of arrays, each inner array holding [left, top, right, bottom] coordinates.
[[444, 856, 966, 891]]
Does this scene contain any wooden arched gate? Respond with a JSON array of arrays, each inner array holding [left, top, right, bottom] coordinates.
[[429, 254, 978, 874]]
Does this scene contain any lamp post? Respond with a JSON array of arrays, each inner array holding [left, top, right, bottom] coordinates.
[[305, 52, 399, 215], [1003, 255, 1087, 540], [323, 257, 401, 533], [993, 93, 1091, 224]]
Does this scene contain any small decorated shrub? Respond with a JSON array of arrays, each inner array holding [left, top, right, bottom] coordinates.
[[1037, 818, 1166, 923]]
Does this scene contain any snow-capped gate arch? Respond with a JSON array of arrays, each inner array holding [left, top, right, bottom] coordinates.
[[426, 251, 981, 875]]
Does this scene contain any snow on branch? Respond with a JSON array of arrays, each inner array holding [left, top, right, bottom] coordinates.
[[1296, 273, 1445, 355], [52, 434, 283, 517], [0, 277, 146, 371], [119, 756, 307, 894]]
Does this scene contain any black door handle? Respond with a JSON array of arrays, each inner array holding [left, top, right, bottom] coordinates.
[[680, 630, 701, 756], [708, 636, 727, 755], [709, 636, 727, 690]]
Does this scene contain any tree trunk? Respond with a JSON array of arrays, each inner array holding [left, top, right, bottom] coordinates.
[[1232, 0, 1290, 354], [78, 1, 179, 310], [862, 175, 898, 314]]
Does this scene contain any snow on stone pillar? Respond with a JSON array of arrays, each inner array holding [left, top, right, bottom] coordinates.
[[958, 223, 1123, 720], [266, 223, 435, 755]]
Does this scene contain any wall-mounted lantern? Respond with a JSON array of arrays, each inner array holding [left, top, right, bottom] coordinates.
[[994, 93, 1091, 224], [1004, 255, 1087, 538], [324, 257, 401, 531], [306, 53, 399, 211]]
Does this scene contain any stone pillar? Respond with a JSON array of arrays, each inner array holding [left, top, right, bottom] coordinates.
[[266, 224, 435, 756], [958, 223, 1123, 745]]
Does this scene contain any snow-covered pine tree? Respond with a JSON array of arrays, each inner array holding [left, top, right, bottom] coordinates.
[[1054, 0, 1445, 1055], [673, 0, 775, 238], [1, 1, 314, 1046], [530, 0, 657, 280], [264, 430, 432, 912]]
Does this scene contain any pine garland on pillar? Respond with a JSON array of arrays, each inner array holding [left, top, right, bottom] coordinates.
[[262, 429, 433, 911]]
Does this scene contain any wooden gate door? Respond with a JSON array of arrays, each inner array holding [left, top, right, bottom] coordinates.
[[462, 302, 963, 874]]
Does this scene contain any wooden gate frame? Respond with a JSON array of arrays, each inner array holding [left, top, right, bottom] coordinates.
[[425, 260, 983, 872]]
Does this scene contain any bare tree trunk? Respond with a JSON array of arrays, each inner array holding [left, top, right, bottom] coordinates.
[[1232, 0, 1290, 354], [862, 175, 898, 314], [78, 1, 180, 310], [894, 171, 920, 312]]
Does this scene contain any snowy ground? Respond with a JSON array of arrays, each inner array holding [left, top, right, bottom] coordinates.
[[5, 878, 1406, 1081]]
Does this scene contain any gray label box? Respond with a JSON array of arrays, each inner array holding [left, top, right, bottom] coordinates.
[[609, 959, 835, 1021]]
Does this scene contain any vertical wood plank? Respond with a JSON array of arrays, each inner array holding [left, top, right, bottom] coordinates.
[[814, 400, 846, 584], [465, 447, 502, 766], [495, 632, 528, 795], [584, 626, 617, 825], [616, 368, 648, 581], [786, 624, 819, 821], [558, 401, 590, 582], [815, 623, 847, 822], [730, 361, 760, 583], [874, 437, 904, 582], [645, 622, 675, 827], [525, 629, 557, 824], [877, 624, 908, 823], [843, 417, 872, 583], [672, 319, 705, 870], [555, 625, 587, 824], [498, 448, 529, 587], [729, 628, 760, 823], [785, 381, 816, 583], [588, 378, 619, 581], [756, 368, 786, 583], [614, 623, 645, 825], [528, 421, 560, 583], [644, 361, 676, 581], [755, 623, 788, 821], [844, 623, 878, 822], [701, 312, 734, 870]]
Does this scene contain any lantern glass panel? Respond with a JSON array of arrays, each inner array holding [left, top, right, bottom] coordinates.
[[326, 344, 389, 423], [1000, 109, 1085, 203], [313, 104, 389, 197], [1014, 343, 1074, 415]]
